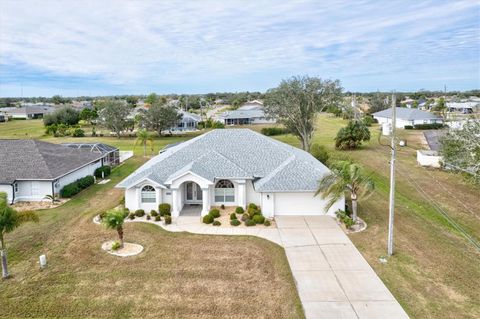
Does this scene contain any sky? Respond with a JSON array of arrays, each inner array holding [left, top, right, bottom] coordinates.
[[0, 0, 479, 97]]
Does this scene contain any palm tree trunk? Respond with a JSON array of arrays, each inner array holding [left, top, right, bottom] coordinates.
[[143, 142, 146, 156], [0, 236, 9, 279], [351, 194, 358, 222], [117, 227, 124, 248]]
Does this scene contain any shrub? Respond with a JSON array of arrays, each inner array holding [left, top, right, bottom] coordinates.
[[60, 183, 80, 198], [241, 213, 249, 221], [77, 175, 95, 189], [43, 106, 80, 126], [220, 204, 225, 210], [413, 123, 444, 130], [164, 215, 172, 224], [335, 120, 371, 150], [154, 215, 161, 222], [235, 206, 244, 214], [146, 215, 151, 220], [209, 208, 220, 218], [245, 219, 256, 227], [404, 125, 414, 130], [252, 215, 265, 224], [122, 208, 130, 218], [213, 220, 221, 226], [128, 213, 135, 220], [71, 127, 85, 137], [310, 143, 329, 164], [150, 210, 158, 217], [135, 209, 145, 217], [230, 213, 237, 220], [362, 115, 375, 127], [230, 219, 241, 226], [94, 166, 111, 178], [159, 203, 171, 216], [203, 214, 214, 224], [261, 127, 289, 136], [248, 208, 261, 218], [248, 203, 258, 210], [264, 220, 271, 227], [111, 241, 121, 251], [343, 216, 355, 228]]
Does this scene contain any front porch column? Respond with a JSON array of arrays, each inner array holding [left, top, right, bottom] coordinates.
[[171, 188, 180, 218], [155, 188, 162, 210], [237, 181, 246, 209], [201, 188, 210, 216], [135, 187, 141, 210]]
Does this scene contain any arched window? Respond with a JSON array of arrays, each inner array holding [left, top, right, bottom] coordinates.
[[141, 185, 156, 203], [215, 180, 235, 202]]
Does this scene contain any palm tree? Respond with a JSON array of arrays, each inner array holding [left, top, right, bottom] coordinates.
[[102, 209, 125, 248], [134, 129, 154, 156], [315, 161, 374, 222], [0, 192, 39, 279]]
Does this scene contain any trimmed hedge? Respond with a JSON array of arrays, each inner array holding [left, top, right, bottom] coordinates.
[[164, 215, 172, 224], [230, 219, 241, 226], [235, 206, 244, 214], [261, 127, 288, 136], [230, 213, 237, 220], [213, 220, 221, 226], [154, 215, 161, 222], [245, 219, 256, 227], [248, 203, 258, 210], [159, 203, 171, 216], [203, 214, 214, 224], [94, 166, 111, 178], [252, 215, 265, 224], [264, 220, 271, 227], [209, 208, 220, 218], [150, 210, 158, 217], [413, 123, 444, 130], [60, 175, 95, 197], [135, 209, 145, 217]]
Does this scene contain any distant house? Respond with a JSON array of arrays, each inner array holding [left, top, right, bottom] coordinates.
[[71, 100, 93, 110], [3, 105, 55, 119], [172, 110, 201, 131], [446, 102, 478, 114], [61, 143, 120, 167], [0, 140, 104, 203], [372, 107, 443, 128], [0, 113, 7, 122], [219, 101, 276, 125]]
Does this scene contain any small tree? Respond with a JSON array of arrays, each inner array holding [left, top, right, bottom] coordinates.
[[335, 120, 370, 150], [135, 129, 154, 156], [310, 143, 329, 165], [97, 100, 131, 138], [102, 209, 126, 248], [143, 103, 181, 136], [43, 106, 80, 126], [0, 192, 39, 279], [315, 161, 374, 222]]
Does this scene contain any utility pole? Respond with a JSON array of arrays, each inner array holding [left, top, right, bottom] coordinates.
[[387, 92, 396, 256]]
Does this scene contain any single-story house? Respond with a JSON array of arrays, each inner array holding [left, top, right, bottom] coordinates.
[[218, 100, 275, 125], [61, 143, 120, 167], [0, 140, 104, 203], [3, 105, 55, 119], [238, 100, 264, 111], [117, 129, 344, 219], [172, 110, 201, 131], [0, 113, 7, 122], [446, 102, 478, 114], [372, 107, 443, 128]]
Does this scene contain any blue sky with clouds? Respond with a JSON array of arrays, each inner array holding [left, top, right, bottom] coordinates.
[[0, 0, 479, 97]]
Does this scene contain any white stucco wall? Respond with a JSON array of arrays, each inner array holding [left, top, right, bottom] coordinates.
[[273, 192, 344, 217], [246, 180, 261, 206], [55, 160, 102, 194], [375, 116, 443, 128], [417, 150, 442, 168], [15, 180, 52, 202]]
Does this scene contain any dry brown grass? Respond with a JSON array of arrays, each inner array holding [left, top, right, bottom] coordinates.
[[0, 157, 303, 319]]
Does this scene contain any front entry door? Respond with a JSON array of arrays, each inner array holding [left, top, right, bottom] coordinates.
[[185, 182, 202, 203]]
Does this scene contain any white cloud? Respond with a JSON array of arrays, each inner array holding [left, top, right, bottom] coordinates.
[[0, 0, 478, 94]]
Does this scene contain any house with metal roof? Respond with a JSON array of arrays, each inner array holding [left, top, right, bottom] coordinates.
[[117, 129, 344, 219], [372, 107, 443, 128], [0, 140, 104, 203]]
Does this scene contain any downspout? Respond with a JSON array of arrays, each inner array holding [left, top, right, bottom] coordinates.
[[10, 183, 15, 204], [52, 181, 55, 198]]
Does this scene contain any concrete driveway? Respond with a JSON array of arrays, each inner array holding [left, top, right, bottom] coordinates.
[[276, 216, 409, 319]]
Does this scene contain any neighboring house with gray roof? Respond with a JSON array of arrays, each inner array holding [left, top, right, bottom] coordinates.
[[218, 101, 275, 125], [0, 140, 104, 203], [2, 105, 55, 119], [372, 107, 443, 128], [117, 129, 344, 219]]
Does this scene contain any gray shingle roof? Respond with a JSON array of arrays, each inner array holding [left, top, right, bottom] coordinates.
[[117, 129, 331, 192], [219, 109, 266, 120], [372, 107, 443, 120], [0, 140, 103, 184]]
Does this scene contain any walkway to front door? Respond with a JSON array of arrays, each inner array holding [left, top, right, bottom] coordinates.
[[180, 204, 202, 216]]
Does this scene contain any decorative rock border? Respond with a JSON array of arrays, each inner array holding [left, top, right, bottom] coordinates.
[[101, 241, 143, 257], [338, 216, 368, 234]]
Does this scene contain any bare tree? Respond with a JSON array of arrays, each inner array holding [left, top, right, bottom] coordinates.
[[264, 75, 343, 151]]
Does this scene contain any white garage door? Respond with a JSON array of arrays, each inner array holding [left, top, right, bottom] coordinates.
[[274, 192, 326, 216]]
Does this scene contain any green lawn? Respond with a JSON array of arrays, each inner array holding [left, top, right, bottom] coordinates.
[[275, 114, 480, 319], [0, 157, 303, 318]]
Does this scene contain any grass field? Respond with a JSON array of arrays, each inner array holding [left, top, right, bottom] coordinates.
[[276, 114, 480, 319], [1, 116, 479, 318], [0, 157, 303, 318]]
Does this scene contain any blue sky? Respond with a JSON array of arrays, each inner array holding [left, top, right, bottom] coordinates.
[[0, 0, 479, 97]]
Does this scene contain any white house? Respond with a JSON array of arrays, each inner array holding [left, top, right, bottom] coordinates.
[[219, 101, 276, 125], [117, 129, 344, 219], [372, 107, 443, 128], [2, 105, 55, 119], [0, 140, 104, 203]]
